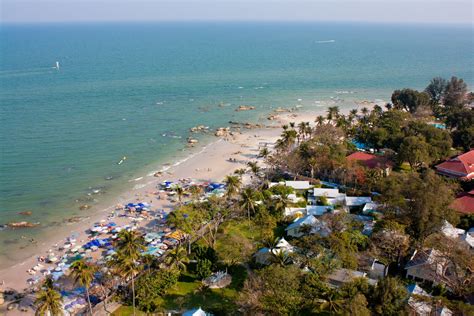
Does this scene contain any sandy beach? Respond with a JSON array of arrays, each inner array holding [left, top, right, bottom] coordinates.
[[0, 103, 378, 315]]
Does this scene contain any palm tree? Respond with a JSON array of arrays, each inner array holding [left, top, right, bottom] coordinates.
[[271, 250, 292, 267], [361, 107, 369, 116], [289, 122, 295, 129], [35, 277, 63, 316], [239, 187, 258, 221], [115, 230, 146, 261], [224, 175, 241, 199], [174, 185, 185, 205], [109, 253, 141, 316], [319, 290, 344, 314], [70, 260, 97, 315], [273, 193, 290, 218], [247, 161, 260, 177], [315, 115, 325, 126], [327, 106, 340, 122], [188, 185, 203, 201], [280, 129, 298, 149], [164, 246, 189, 271], [258, 147, 270, 159]]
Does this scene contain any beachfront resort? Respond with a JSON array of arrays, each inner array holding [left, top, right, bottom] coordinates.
[[1, 76, 473, 315]]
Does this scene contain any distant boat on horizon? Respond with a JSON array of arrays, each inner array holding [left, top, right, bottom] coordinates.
[[53, 61, 60, 70], [316, 40, 336, 44]]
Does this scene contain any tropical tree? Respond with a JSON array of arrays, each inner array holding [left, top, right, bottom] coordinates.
[[115, 230, 146, 261], [444, 76, 468, 108], [391, 88, 431, 114], [425, 76, 447, 105], [164, 246, 189, 271], [319, 289, 344, 314], [370, 277, 408, 315], [35, 278, 63, 316], [258, 147, 270, 159], [315, 115, 325, 126], [327, 106, 340, 122], [70, 259, 97, 315], [280, 129, 298, 149], [109, 253, 142, 316], [174, 185, 185, 205], [240, 187, 258, 220], [247, 161, 260, 177], [188, 185, 203, 201], [224, 175, 241, 200]]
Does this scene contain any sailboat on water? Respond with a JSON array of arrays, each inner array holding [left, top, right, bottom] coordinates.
[[53, 61, 60, 70]]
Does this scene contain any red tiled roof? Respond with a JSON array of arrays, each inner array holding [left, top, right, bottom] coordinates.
[[450, 191, 474, 214], [347, 152, 392, 169], [435, 150, 474, 180]]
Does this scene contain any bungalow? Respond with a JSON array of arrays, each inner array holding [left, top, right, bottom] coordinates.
[[441, 221, 465, 239], [306, 205, 333, 216], [441, 221, 474, 249], [254, 237, 294, 265], [345, 196, 372, 208], [285, 215, 331, 238], [312, 188, 346, 206], [285, 181, 311, 191], [326, 268, 377, 288], [407, 284, 453, 316], [358, 255, 388, 279], [346, 151, 393, 175], [284, 207, 306, 217], [183, 307, 209, 316], [435, 150, 474, 180], [405, 249, 449, 286], [450, 190, 474, 215], [352, 214, 376, 236], [407, 284, 433, 316], [362, 202, 382, 216]]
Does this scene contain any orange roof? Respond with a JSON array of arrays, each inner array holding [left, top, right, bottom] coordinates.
[[450, 190, 474, 214], [347, 152, 392, 169], [435, 150, 474, 180]]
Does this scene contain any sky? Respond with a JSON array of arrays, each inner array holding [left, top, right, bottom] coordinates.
[[1, 0, 472, 24]]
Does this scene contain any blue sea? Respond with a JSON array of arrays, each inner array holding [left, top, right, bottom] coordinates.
[[0, 22, 472, 267]]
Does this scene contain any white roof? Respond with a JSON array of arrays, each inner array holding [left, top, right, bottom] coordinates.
[[306, 205, 332, 216], [313, 188, 341, 198], [284, 207, 306, 217], [183, 307, 207, 316], [362, 202, 379, 212], [461, 232, 474, 248], [345, 196, 372, 207], [441, 220, 465, 239], [286, 215, 318, 231], [276, 237, 294, 252], [285, 181, 311, 190], [407, 285, 432, 315]]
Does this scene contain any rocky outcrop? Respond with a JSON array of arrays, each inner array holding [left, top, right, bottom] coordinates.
[[235, 105, 256, 111], [215, 127, 230, 137], [190, 125, 209, 133], [7, 221, 39, 228]]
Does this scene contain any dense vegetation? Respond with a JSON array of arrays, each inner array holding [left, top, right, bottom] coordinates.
[[35, 76, 473, 315]]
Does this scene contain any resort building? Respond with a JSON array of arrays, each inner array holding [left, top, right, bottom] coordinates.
[[254, 238, 294, 265], [435, 150, 474, 180], [450, 190, 474, 215], [346, 152, 393, 175], [326, 268, 377, 288], [285, 215, 331, 238]]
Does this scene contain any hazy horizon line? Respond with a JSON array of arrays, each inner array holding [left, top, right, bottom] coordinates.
[[1, 19, 472, 27]]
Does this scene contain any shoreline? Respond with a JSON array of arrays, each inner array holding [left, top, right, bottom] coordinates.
[[0, 101, 380, 295]]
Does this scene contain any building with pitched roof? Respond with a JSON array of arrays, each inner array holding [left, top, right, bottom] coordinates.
[[435, 150, 474, 180], [450, 190, 474, 214]]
